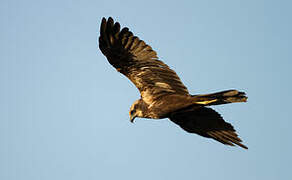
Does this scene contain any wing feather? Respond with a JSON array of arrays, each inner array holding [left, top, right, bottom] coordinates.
[[170, 106, 248, 149], [99, 17, 189, 104]]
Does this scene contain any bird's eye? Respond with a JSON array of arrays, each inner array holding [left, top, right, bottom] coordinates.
[[130, 110, 135, 115]]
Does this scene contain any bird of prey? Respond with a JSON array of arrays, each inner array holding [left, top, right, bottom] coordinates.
[[99, 17, 248, 149]]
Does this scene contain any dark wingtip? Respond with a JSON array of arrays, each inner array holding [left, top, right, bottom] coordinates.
[[240, 144, 248, 150], [107, 17, 114, 27], [100, 17, 107, 33], [101, 17, 113, 21], [100, 17, 114, 26], [100, 17, 116, 47]]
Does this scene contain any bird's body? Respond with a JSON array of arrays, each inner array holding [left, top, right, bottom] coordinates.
[[99, 17, 248, 149]]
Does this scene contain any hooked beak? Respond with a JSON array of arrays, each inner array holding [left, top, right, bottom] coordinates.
[[130, 114, 137, 123]]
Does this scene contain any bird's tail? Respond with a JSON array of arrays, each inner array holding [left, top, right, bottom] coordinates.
[[192, 90, 247, 106]]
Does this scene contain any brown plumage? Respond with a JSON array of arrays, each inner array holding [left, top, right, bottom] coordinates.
[[99, 17, 248, 149]]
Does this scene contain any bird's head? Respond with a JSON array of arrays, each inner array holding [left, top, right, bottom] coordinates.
[[129, 99, 146, 123]]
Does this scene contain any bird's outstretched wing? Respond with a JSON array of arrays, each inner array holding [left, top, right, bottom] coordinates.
[[99, 17, 189, 105], [170, 106, 248, 149]]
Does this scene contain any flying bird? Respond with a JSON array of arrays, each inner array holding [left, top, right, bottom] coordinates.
[[99, 17, 248, 149]]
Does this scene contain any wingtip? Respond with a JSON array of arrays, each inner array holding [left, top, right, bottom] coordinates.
[[108, 17, 113, 21], [107, 17, 114, 25], [101, 17, 107, 26], [100, 17, 115, 36], [101, 17, 115, 23], [100, 17, 107, 36], [238, 143, 248, 150]]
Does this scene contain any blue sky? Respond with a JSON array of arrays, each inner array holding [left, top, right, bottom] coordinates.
[[1, 0, 291, 179]]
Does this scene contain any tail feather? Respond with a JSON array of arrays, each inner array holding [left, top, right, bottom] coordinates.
[[192, 90, 247, 106]]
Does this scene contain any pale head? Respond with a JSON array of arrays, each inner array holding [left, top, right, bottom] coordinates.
[[129, 99, 147, 123]]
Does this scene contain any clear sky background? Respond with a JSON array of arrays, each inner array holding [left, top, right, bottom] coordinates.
[[1, 0, 291, 179]]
